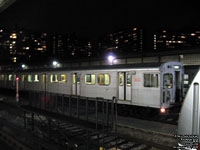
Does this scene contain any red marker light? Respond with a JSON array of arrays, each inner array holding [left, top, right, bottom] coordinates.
[[160, 107, 166, 113], [16, 77, 19, 81]]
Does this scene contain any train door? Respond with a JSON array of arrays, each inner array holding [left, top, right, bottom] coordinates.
[[72, 73, 80, 95], [118, 72, 132, 100], [21, 74, 25, 90], [42, 73, 47, 92], [175, 71, 181, 102], [163, 73, 173, 103]]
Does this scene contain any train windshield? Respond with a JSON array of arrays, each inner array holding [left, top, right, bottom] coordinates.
[[163, 73, 173, 89]]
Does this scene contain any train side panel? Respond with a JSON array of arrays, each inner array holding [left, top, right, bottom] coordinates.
[[132, 70, 160, 108]]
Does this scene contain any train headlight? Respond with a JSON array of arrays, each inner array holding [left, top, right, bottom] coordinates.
[[160, 107, 166, 113]]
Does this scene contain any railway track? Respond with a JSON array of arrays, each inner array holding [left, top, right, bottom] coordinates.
[[29, 118, 164, 150], [0, 99, 172, 150]]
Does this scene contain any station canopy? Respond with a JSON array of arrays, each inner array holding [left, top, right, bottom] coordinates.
[[0, 0, 15, 13]]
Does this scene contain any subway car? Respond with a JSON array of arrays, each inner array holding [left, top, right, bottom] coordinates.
[[0, 61, 184, 114]]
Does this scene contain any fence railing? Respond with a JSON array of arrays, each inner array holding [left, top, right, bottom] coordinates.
[[28, 91, 118, 131]]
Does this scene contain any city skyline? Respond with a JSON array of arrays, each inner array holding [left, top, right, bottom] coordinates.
[[0, 0, 200, 40]]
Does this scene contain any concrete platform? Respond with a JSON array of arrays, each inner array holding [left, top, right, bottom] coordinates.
[[116, 116, 177, 148]]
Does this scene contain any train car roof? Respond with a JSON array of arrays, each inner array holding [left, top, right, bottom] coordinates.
[[0, 62, 180, 73]]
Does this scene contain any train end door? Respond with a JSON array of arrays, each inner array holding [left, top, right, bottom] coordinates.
[[72, 73, 80, 95], [162, 73, 174, 104], [118, 72, 132, 101]]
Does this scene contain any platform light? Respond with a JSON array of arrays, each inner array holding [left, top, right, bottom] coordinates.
[[52, 61, 61, 68], [107, 54, 116, 65], [53, 61, 58, 66], [160, 107, 166, 113]]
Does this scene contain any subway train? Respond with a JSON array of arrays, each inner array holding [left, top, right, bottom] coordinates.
[[0, 61, 184, 114]]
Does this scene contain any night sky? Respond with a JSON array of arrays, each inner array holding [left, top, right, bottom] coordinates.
[[0, 0, 200, 39]]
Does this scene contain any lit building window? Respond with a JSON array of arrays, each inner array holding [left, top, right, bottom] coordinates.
[[13, 57, 16, 63], [88, 52, 92, 56], [124, 40, 128, 43], [178, 41, 183, 43], [163, 30, 166, 33], [26, 47, 30, 50], [10, 33, 17, 39], [181, 36, 186, 39], [37, 48, 43, 51], [0, 29, 3, 32], [191, 33, 196, 36], [133, 28, 137, 31]]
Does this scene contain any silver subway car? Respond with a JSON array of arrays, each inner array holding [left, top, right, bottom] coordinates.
[[0, 61, 184, 113]]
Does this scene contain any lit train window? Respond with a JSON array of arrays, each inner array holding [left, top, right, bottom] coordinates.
[[98, 74, 110, 85], [34, 74, 39, 82], [72, 74, 76, 84], [119, 73, 124, 86], [0, 74, 4, 80], [72, 74, 80, 84], [28, 75, 32, 82], [8, 74, 13, 81], [85, 74, 95, 85], [184, 74, 189, 85], [163, 73, 173, 88], [127, 74, 132, 86], [51, 74, 58, 83], [60, 74, 67, 83], [144, 74, 158, 87]]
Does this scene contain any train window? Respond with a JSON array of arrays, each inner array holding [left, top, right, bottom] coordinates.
[[51, 74, 58, 83], [85, 74, 95, 85], [28, 75, 32, 82], [34, 74, 39, 82], [60, 74, 67, 83], [42, 74, 46, 83], [163, 73, 173, 88], [184, 74, 189, 85], [127, 74, 132, 86], [0, 74, 4, 80], [72, 74, 80, 84], [119, 73, 124, 86], [72, 74, 76, 84], [144, 74, 158, 87], [14, 74, 16, 81], [8, 74, 13, 81], [98, 74, 110, 85]]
